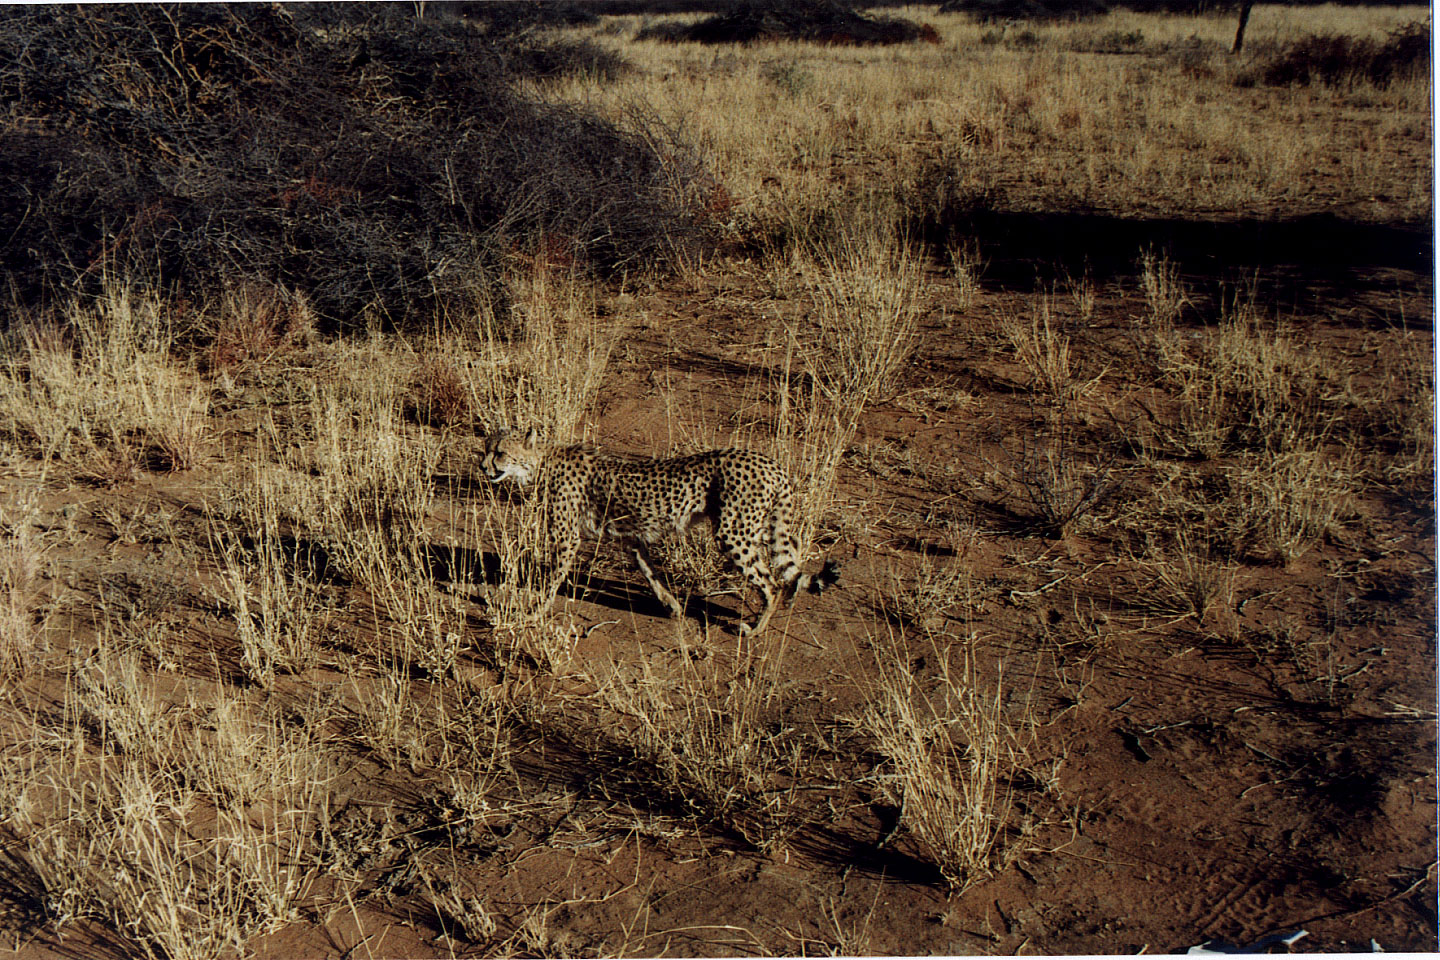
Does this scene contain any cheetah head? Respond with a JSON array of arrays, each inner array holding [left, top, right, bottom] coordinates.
[[480, 427, 542, 486]]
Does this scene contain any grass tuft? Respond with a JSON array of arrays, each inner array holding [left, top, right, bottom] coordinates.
[[863, 639, 1059, 892]]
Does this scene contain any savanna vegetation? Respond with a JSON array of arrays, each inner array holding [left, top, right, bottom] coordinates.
[[0, 3, 1432, 957]]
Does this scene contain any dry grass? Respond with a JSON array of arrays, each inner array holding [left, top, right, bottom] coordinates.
[[1002, 299, 1101, 408], [948, 238, 985, 312], [806, 227, 925, 409], [550, 4, 1430, 248], [210, 466, 329, 688], [862, 638, 1058, 892], [0, 508, 49, 679], [4, 643, 333, 960], [281, 350, 471, 679], [1397, 374, 1436, 487], [205, 283, 315, 374], [594, 636, 815, 850], [879, 523, 981, 636], [1150, 284, 1334, 459], [1372, 327, 1437, 489], [1139, 247, 1190, 332], [1228, 446, 1355, 565], [761, 335, 848, 558], [464, 261, 617, 442], [461, 265, 618, 639], [1135, 529, 1239, 625], [756, 224, 924, 548], [0, 287, 211, 480]]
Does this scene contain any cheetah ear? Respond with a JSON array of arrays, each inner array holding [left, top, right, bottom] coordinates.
[[522, 426, 539, 449]]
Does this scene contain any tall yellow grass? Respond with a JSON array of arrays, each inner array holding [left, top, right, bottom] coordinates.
[[0, 286, 210, 480], [549, 4, 1429, 248], [862, 637, 1058, 891]]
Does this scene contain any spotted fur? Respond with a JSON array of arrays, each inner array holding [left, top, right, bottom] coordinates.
[[480, 428, 839, 637]]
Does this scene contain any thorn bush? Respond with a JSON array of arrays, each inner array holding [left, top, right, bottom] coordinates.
[[0, 5, 714, 330]]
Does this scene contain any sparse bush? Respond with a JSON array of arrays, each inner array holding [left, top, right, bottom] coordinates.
[[763, 59, 814, 97], [425, 883, 500, 947], [764, 335, 851, 555], [464, 266, 615, 441], [503, 37, 632, 82], [1245, 21, 1430, 89], [456, 1, 601, 35], [0, 5, 711, 329], [1390, 365, 1436, 491], [1011, 27, 1044, 48], [456, 267, 615, 636], [307, 376, 475, 678], [481, 480, 568, 638], [812, 237, 923, 405], [863, 641, 1060, 892], [949, 238, 985, 311], [1007, 435, 1125, 538]]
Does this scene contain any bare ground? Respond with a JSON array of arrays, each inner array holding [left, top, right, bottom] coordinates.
[[0, 209, 1433, 958]]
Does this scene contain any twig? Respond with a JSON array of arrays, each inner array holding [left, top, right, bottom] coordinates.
[[1291, 862, 1437, 928], [1007, 575, 1068, 602]]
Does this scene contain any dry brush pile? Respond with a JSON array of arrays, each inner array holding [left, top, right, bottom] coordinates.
[[0, 4, 714, 329]]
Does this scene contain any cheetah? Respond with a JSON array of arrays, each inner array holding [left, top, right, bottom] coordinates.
[[479, 428, 839, 637]]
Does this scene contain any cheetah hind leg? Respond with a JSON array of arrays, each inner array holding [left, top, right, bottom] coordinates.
[[631, 543, 685, 621]]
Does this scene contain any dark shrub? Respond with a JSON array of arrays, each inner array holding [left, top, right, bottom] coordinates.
[[1363, 20, 1430, 86], [0, 5, 712, 330], [639, 0, 936, 45], [506, 37, 631, 80], [1250, 20, 1430, 88], [1163, 34, 1223, 80], [452, 1, 601, 34]]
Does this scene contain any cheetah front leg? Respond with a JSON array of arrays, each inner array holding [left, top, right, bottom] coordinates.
[[542, 505, 583, 612], [738, 576, 780, 638], [631, 541, 685, 620], [716, 527, 782, 638], [542, 536, 580, 612]]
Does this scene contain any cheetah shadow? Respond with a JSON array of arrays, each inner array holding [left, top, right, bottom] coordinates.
[[422, 541, 744, 632], [505, 731, 947, 884]]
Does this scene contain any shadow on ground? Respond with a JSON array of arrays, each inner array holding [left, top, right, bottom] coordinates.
[[929, 208, 1432, 318]]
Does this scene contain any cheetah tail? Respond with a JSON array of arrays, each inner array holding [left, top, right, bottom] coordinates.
[[799, 558, 841, 595]]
